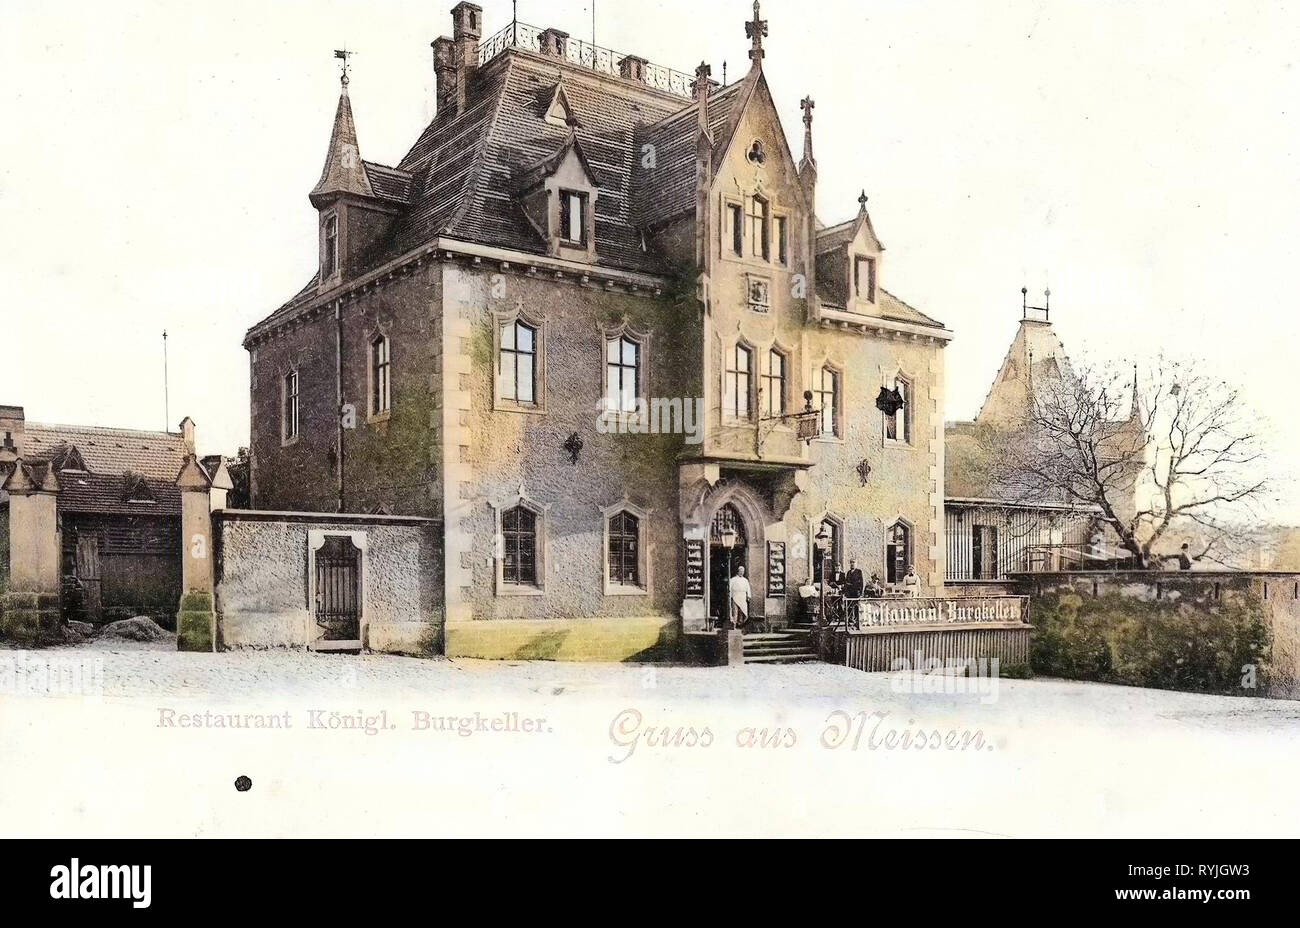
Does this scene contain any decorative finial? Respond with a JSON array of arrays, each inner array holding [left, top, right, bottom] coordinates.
[[746, 1, 769, 62], [694, 61, 712, 92], [800, 96, 816, 167], [334, 47, 355, 88], [858, 190, 869, 209]]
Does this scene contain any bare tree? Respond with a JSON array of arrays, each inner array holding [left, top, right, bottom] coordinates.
[[984, 358, 1271, 569]]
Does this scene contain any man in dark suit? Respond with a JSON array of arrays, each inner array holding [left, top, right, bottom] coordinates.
[[844, 558, 865, 628]]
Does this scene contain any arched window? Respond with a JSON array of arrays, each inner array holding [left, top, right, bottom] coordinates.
[[887, 521, 911, 585], [607, 511, 640, 587], [370, 335, 391, 415], [501, 505, 538, 587], [283, 370, 299, 442], [813, 365, 839, 437], [498, 320, 537, 406], [762, 349, 787, 418], [725, 345, 753, 420], [605, 335, 641, 414]]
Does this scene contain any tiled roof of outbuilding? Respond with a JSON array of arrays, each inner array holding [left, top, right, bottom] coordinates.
[[19, 423, 188, 517]]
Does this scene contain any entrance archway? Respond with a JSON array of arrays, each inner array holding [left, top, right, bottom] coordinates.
[[709, 503, 748, 626]]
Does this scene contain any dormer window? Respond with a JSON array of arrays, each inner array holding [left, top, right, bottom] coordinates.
[[855, 256, 876, 302], [322, 214, 339, 279], [560, 190, 588, 246]]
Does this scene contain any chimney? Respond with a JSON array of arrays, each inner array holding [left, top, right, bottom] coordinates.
[[179, 416, 196, 454], [433, 36, 458, 115], [434, 3, 484, 117], [539, 28, 570, 59], [451, 2, 482, 113], [619, 55, 649, 83], [0, 404, 24, 462]]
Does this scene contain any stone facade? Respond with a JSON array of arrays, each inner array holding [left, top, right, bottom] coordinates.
[[244, 4, 952, 655]]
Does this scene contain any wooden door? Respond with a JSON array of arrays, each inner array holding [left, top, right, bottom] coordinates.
[[76, 534, 103, 623]]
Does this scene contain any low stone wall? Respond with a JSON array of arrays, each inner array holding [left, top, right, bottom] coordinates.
[[1010, 571, 1300, 699], [213, 511, 444, 656]]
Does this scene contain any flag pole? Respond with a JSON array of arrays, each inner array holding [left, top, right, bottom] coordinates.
[[163, 330, 170, 431]]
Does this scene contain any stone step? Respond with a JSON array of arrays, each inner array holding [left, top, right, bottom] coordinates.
[[743, 652, 821, 665]]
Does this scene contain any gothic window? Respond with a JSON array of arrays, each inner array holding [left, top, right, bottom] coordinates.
[[885, 376, 911, 443], [498, 320, 537, 407], [814, 365, 840, 437], [762, 349, 787, 418], [605, 335, 641, 414], [560, 190, 588, 246], [748, 195, 771, 261], [725, 344, 754, 421], [776, 215, 789, 265], [607, 511, 640, 588], [370, 335, 391, 416], [729, 203, 744, 256], [887, 521, 912, 585], [283, 370, 300, 442], [501, 505, 538, 588]]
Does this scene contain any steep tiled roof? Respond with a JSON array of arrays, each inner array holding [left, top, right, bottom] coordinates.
[[633, 81, 747, 231]]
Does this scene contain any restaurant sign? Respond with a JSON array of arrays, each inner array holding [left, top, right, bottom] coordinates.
[[858, 597, 1029, 630]]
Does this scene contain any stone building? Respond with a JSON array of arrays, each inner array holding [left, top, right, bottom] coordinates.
[[943, 300, 1145, 583], [244, 3, 952, 656], [0, 405, 230, 638]]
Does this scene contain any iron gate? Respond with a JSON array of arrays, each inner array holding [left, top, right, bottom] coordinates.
[[314, 535, 361, 643]]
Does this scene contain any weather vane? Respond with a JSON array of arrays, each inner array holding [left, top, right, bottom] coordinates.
[[334, 47, 356, 87]]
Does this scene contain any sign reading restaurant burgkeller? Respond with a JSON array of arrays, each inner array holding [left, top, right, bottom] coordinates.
[[858, 597, 1029, 630]]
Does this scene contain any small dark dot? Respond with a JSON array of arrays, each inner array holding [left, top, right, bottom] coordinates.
[[234, 776, 252, 792]]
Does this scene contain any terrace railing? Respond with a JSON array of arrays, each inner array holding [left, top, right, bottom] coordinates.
[[478, 22, 697, 99]]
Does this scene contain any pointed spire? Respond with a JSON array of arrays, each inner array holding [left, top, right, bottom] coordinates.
[[745, 1, 769, 66], [1129, 364, 1143, 422], [800, 96, 816, 170], [310, 69, 374, 207]]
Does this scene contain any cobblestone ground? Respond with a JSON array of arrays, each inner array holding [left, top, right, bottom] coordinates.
[[3, 637, 1297, 730]]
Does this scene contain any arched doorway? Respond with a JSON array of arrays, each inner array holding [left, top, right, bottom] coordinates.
[[709, 503, 748, 626]]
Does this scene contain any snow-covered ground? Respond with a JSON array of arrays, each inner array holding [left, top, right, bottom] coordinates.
[[3, 641, 1299, 837]]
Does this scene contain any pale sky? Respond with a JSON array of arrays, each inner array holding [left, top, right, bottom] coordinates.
[[3, 1, 1298, 515]]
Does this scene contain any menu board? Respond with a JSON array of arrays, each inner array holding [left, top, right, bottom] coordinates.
[[685, 540, 705, 599], [767, 542, 787, 597]]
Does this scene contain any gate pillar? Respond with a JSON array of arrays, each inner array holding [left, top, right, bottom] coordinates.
[[175, 455, 215, 653]]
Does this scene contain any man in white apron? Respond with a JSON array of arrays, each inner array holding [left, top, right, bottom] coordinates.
[[729, 566, 752, 629]]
